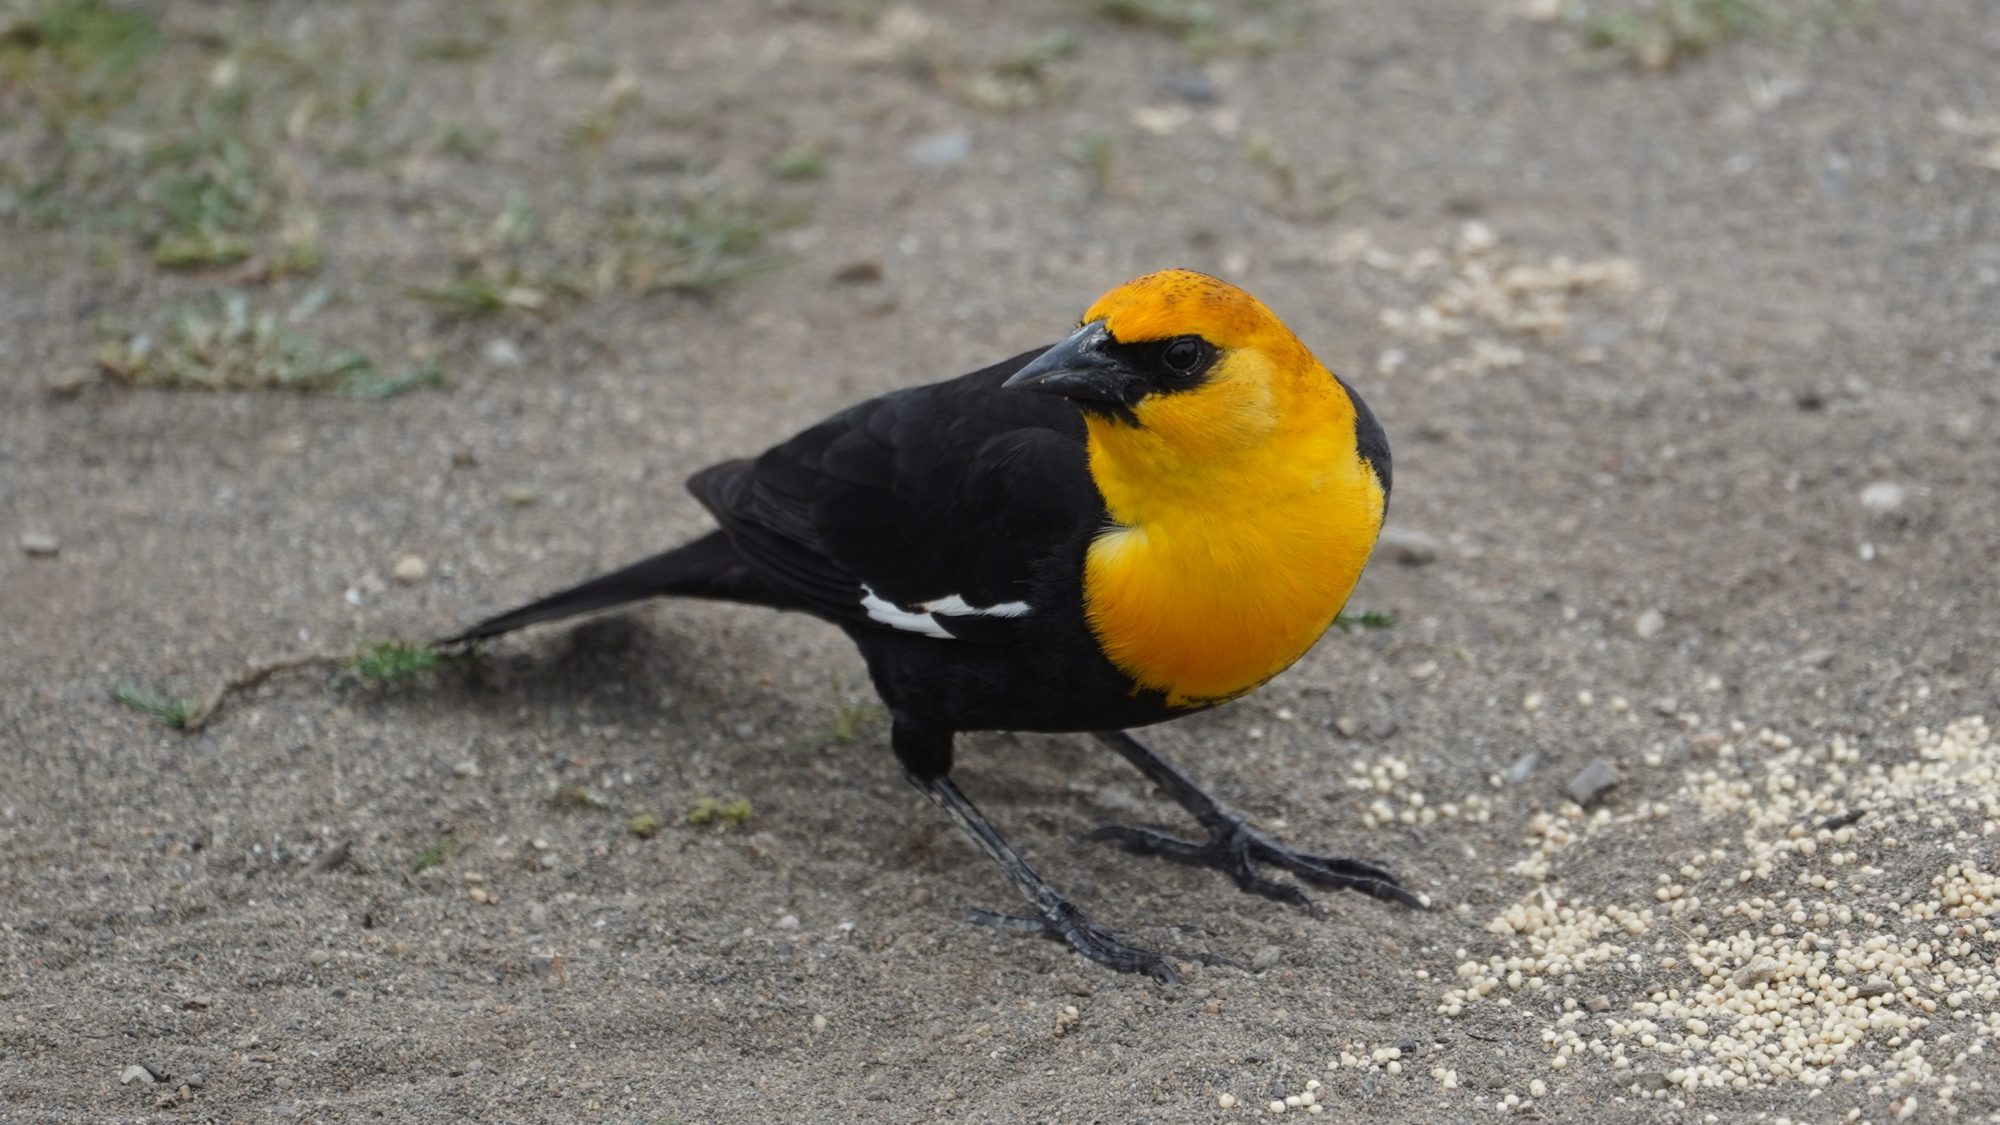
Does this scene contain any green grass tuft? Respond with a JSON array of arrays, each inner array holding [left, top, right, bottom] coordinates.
[[1061, 132, 1119, 201], [1089, 0, 1214, 34], [405, 838, 457, 875], [829, 699, 882, 746], [958, 30, 1079, 111], [596, 195, 797, 298], [1333, 610, 1398, 633], [549, 784, 611, 810], [111, 682, 192, 729], [339, 359, 446, 399], [0, 0, 161, 106], [404, 276, 545, 316], [349, 641, 442, 684], [435, 123, 497, 161], [687, 797, 753, 829], [1574, 0, 1767, 67], [768, 144, 829, 182], [99, 290, 446, 398]]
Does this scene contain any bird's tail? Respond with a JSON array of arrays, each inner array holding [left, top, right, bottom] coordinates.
[[440, 530, 782, 645]]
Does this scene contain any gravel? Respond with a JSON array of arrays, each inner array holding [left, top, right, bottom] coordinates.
[[6, 2, 1997, 1122]]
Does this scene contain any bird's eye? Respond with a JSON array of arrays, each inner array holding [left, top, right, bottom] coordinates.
[[1163, 338, 1206, 374]]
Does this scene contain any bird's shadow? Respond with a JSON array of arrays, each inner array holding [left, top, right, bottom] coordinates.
[[420, 614, 715, 728]]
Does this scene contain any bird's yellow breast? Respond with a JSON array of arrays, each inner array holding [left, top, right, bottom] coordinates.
[[1081, 413, 1384, 708]]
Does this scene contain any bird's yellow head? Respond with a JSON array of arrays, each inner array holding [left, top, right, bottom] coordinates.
[[1004, 269, 1384, 513], [1006, 269, 1391, 706]]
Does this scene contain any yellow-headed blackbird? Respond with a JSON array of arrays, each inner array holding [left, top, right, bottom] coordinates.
[[448, 269, 1417, 980]]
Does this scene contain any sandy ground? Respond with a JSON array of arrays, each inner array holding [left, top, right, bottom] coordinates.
[[5, 1, 2000, 1121]]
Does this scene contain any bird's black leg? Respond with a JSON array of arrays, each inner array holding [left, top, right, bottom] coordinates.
[[1088, 730, 1426, 910], [899, 729, 1179, 982]]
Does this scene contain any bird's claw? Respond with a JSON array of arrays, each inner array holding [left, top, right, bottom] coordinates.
[[1087, 818, 1425, 910], [966, 905, 1181, 984]]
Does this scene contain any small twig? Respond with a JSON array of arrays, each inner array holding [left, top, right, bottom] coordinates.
[[181, 651, 343, 732], [307, 839, 354, 876]]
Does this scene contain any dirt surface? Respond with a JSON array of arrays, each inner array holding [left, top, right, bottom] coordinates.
[[5, 1, 2000, 1121]]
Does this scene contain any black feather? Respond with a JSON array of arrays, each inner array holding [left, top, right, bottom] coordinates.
[[439, 530, 793, 644]]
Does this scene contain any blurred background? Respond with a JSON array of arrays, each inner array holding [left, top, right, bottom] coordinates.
[[4, 1, 1999, 1120]]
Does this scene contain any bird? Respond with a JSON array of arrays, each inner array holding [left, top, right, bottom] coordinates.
[[444, 268, 1420, 981]]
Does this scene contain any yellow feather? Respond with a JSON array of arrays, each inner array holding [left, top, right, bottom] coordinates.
[[1077, 270, 1383, 707]]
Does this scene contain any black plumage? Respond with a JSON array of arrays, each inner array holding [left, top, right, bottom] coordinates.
[[447, 339, 1416, 981]]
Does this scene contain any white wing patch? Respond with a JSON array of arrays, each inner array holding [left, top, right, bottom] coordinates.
[[860, 585, 1030, 639]]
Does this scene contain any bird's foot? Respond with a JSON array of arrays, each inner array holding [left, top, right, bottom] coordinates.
[[967, 903, 1181, 984], [1087, 817, 1426, 911]]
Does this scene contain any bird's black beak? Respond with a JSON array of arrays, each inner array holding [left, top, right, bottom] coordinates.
[[1002, 321, 1134, 408]]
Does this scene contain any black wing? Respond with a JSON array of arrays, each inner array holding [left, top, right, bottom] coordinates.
[[686, 348, 1102, 643]]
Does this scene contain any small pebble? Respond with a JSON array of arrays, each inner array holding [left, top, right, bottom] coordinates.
[[1566, 758, 1621, 807], [305, 948, 331, 967], [1377, 527, 1440, 566], [1634, 608, 1666, 639], [1165, 72, 1219, 104], [811, 1013, 829, 1032], [392, 555, 429, 584], [43, 367, 95, 396], [120, 1064, 156, 1086], [1334, 715, 1361, 738], [1732, 956, 1779, 987], [1859, 480, 1906, 515], [1504, 752, 1540, 784], [1250, 945, 1282, 972], [1053, 1004, 1081, 1037], [483, 339, 523, 368], [1217, 1093, 1237, 1109], [832, 260, 884, 284], [907, 129, 971, 168], [20, 532, 59, 557]]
